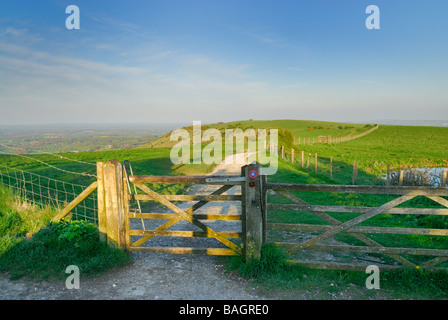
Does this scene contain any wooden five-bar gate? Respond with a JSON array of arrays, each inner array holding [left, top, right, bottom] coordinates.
[[53, 159, 448, 271], [92, 159, 264, 261]]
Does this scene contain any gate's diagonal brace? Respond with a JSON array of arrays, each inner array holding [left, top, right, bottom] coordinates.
[[276, 190, 417, 267], [132, 182, 241, 253], [419, 196, 448, 269], [131, 185, 233, 247], [297, 195, 415, 250]]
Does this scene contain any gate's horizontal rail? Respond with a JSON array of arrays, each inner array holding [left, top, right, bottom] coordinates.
[[276, 242, 448, 257], [129, 175, 245, 185], [134, 194, 241, 201], [266, 183, 448, 271], [267, 183, 448, 196], [129, 230, 241, 238], [268, 222, 448, 236], [130, 212, 241, 221], [287, 260, 404, 272], [128, 246, 238, 255], [267, 204, 448, 215]]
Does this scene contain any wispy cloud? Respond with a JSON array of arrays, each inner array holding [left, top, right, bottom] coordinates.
[[0, 27, 27, 37]]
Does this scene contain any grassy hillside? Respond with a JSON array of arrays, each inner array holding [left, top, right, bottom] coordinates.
[[0, 185, 131, 280], [298, 125, 448, 173]]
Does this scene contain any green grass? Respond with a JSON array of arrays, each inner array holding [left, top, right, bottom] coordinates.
[[0, 186, 131, 280], [225, 241, 448, 299], [2, 119, 448, 298], [298, 125, 448, 174], [230, 156, 448, 299]]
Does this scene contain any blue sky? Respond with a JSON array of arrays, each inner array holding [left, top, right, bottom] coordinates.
[[0, 0, 447, 124]]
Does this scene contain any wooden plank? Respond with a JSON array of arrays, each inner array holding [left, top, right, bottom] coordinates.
[[266, 183, 448, 196], [273, 190, 341, 225], [51, 181, 98, 222], [271, 190, 415, 267], [184, 185, 234, 214], [426, 196, 448, 209], [286, 259, 404, 272], [387, 164, 391, 186], [241, 162, 264, 260], [261, 174, 268, 243], [133, 182, 241, 253], [277, 242, 448, 257], [131, 217, 181, 247], [267, 203, 448, 215], [131, 213, 241, 221], [96, 162, 107, 242], [130, 184, 235, 247], [128, 246, 237, 255], [330, 157, 333, 179], [129, 175, 244, 185], [129, 230, 241, 238], [422, 257, 448, 269], [134, 194, 241, 201], [102, 159, 127, 248], [122, 171, 131, 250], [296, 195, 415, 250], [268, 222, 448, 236]]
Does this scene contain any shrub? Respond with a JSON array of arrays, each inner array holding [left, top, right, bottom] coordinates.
[[0, 220, 131, 280], [227, 243, 289, 279]]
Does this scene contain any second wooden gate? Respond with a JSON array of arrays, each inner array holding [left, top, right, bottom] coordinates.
[[126, 174, 244, 255]]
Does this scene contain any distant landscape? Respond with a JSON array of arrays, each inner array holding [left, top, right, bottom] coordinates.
[[1, 119, 447, 186], [0, 123, 184, 153]]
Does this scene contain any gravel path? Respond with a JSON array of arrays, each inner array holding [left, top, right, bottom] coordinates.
[[1, 154, 270, 300]]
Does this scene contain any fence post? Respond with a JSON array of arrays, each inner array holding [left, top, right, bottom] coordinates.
[[387, 164, 391, 186], [352, 161, 358, 185], [442, 169, 447, 187], [330, 156, 333, 180], [241, 161, 264, 261], [97, 162, 107, 242], [101, 159, 128, 249], [302, 150, 305, 167]]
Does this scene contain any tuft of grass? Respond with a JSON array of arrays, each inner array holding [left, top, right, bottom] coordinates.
[[226, 243, 290, 279], [0, 185, 131, 281], [0, 220, 131, 280]]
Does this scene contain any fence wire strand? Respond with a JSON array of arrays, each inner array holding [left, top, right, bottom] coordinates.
[[0, 163, 98, 224]]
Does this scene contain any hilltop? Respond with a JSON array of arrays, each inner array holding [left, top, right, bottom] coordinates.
[[147, 119, 375, 149]]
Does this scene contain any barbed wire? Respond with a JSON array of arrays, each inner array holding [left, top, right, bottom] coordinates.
[[0, 150, 96, 178], [0, 143, 96, 166], [0, 163, 98, 224]]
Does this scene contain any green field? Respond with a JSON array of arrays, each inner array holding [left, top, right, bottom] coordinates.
[[1, 119, 448, 298], [297, 124, 448, 170]]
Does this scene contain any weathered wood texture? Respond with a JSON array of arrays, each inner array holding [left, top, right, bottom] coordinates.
[[51, 181, 98, 222], [102, 159, 128, 248], [241, 162, 264, 261], [267, 183, 448, 271], [123, 172, 247, 256]]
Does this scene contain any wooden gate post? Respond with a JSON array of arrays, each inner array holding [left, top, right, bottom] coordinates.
[[241, 161, 265, 261], [97, 159, 128, 249]]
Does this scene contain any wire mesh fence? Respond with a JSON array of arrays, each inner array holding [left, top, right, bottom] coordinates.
[[0, 164, 98, 224]]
